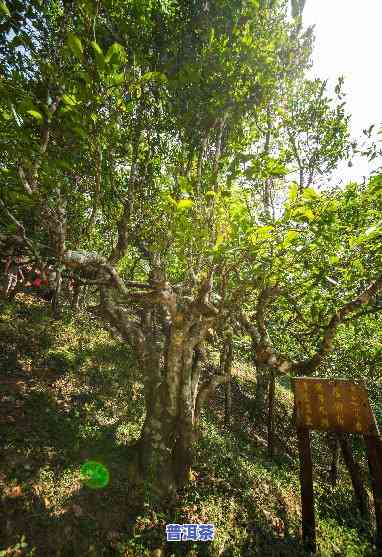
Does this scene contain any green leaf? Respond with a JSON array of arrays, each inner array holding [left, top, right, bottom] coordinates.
[[90, 40, 102, 55], [266, 158, 287, 177], [369, 174, 382, 195], [105, 42, 126, 65], [91, 40, 105, 69], [163, 194, 177, 208], [283, 230, 299, 245], [288, 182, 299, 202], [62, 94, 78, 106], [301, 207, 315, 221], [365, 224, 381, 237], [290, 206, 315, 222], [0, 2, 10, 17], [27, 109, 43, 122], [352, 259, 364, 274], [302, 187, 319, 201], [177, 199, 193, 210], [141, 71, 168, 84], [213, 233, 224, 251], [351, 224, 382, 246], [178, 176, 190, 193], [112, 72, 125, 85], [249, 225, 273, 243], [67, 32, 84, 60]]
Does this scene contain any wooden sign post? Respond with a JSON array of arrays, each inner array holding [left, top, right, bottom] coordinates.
[[292, 378, 382, 554]]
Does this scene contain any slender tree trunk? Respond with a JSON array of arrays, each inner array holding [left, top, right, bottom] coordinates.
[[338, 434, 369, 519], [267, 370, 275, 458], [52, 267, 62, 319], [219, 341, 227, 375], [299, 168, 304, 192], [224, 331, 233, 428], [262, 105, 273, 219], [71, 281, 81, 311], [252, 364, 269, 422], [327, 433, 339, 487]]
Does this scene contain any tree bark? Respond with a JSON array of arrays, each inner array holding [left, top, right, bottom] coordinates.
[[252, 364, 269, 422], [137, 321, 212, 498], [327, 433, 339, 487], [338, 434, 370, 519], [224, 330, 233, 428], [71, 281, 81, 311], [267, 370, 275, 458], [51, 267, 62, 319]]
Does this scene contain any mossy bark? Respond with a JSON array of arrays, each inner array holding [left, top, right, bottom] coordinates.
[[137, 324, 200, 498]]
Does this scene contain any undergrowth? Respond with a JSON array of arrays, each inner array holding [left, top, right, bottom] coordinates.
[[0, 294, 376, 556]]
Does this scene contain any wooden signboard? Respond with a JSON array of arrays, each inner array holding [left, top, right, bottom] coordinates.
[[294, 378, 379, 435], [292, 377, 382, 555]]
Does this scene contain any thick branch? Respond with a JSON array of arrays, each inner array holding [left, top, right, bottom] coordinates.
[[18, 96, 60, 195], [63, 250, 128, 294], [295, 275, 382, 373], [0, 199, 42, 261], [194, 374, 228, 424], [239, 311, 260, 345], [243, 277, 382, 377], [99, 289, 146, 357], [256, 286, 282, 338], [63, 249, 178, 315], [190, 272, 219, 317]]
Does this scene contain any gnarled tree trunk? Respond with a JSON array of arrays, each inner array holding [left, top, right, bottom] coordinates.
[[99, 286, 226, 499], [138, 322, 199, 496], [252, 364, 269, 421]]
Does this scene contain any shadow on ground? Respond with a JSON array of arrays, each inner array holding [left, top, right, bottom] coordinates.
[[0, 294, 375, 556]]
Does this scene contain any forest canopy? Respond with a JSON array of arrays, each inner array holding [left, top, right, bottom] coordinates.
[[1, 0, 382, 510]]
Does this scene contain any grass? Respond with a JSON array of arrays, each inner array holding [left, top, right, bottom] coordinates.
[[0, 293, 377, 556]]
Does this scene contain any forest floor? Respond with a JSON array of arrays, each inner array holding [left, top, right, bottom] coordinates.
[[0, 294, 377, 556]]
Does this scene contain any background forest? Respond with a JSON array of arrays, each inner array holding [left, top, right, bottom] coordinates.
[[1, 0, 382, 555]]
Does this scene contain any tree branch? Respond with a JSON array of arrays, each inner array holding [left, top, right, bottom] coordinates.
[[294, 275, 382, 373], [0, 199, 42, 261], [256, 286, 282, 338], [194, 374, 228, 424], [18, 96, 60, 195]]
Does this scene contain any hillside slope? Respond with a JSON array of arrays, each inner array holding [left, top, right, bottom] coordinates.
[[0, 295, 375, 556]]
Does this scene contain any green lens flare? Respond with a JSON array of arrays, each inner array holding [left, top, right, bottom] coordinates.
[[80, 461, 109, 489]]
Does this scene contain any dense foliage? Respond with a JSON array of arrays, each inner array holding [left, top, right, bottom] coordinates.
[[1, 0, 382, 554]]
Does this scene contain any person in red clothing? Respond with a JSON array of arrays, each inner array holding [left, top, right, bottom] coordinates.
[[40, 265, 54, 301], [31, 268, 44, 289]]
